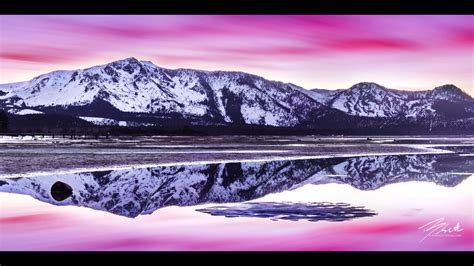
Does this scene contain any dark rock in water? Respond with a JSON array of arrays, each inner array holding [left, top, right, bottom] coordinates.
[[51, 181, 73, 201], [367, 137, 372, 141], [0, 180, 7, 186]]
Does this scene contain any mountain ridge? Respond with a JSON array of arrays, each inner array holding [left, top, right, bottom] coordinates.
[[0, 57, 473, 134], [1, 59, 470, 99]]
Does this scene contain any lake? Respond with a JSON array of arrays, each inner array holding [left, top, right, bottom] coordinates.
[[0, 136, 473, 250]]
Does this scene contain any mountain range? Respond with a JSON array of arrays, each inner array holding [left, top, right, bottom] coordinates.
[[0, 57, 473, 134]]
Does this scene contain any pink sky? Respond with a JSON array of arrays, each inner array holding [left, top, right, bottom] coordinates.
[[0, 15, 472, 95]]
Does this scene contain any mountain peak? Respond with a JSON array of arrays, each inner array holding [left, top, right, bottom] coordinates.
[[432, 84, 462, 93], [122, 57, 140, 63], [104, 57, 149, 76], [109, 57, 142, 65], [349, 82, 386, 91], [430, 84, 472, 100]]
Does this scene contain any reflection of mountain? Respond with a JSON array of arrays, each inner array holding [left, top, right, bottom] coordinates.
[[314, 154, 473, 190], [0, 154, 472, 218], [196, 202, 377, 222]]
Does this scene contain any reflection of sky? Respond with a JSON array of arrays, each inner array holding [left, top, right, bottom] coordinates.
[[0, 15, 472, 95], [1, 176, 472, 251]]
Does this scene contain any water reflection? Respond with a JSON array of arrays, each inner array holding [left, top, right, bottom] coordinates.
[[0, 154, 472, 218], [196, 202, 377, 222]]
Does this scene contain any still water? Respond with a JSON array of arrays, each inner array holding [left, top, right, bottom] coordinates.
[[0, 153, 473, 250]]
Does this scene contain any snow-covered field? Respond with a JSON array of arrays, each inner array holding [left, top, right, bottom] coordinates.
[[1, 135, 473, 178]]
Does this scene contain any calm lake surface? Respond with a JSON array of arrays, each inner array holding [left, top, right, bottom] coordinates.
[[0, 136, 473, 251]]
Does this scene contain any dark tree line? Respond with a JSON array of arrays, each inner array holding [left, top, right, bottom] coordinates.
[[0, 110, 8, 132]]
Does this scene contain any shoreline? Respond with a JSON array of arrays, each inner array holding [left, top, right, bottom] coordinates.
[[0, 144, 455, 179]]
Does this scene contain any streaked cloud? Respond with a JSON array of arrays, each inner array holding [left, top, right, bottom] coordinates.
[[0, 15, 472, 94]]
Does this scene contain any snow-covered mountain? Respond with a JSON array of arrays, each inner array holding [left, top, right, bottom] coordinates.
[[0, 57, 330, 127], [0, 154, 470, 218], [0, 58, 473, 133], [316, 82, 474, 119]]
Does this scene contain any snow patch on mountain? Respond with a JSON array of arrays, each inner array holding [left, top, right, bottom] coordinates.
[[8, 109, 44, 115], [79, 116, 154, 127], [308, 88, 343, 105]]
